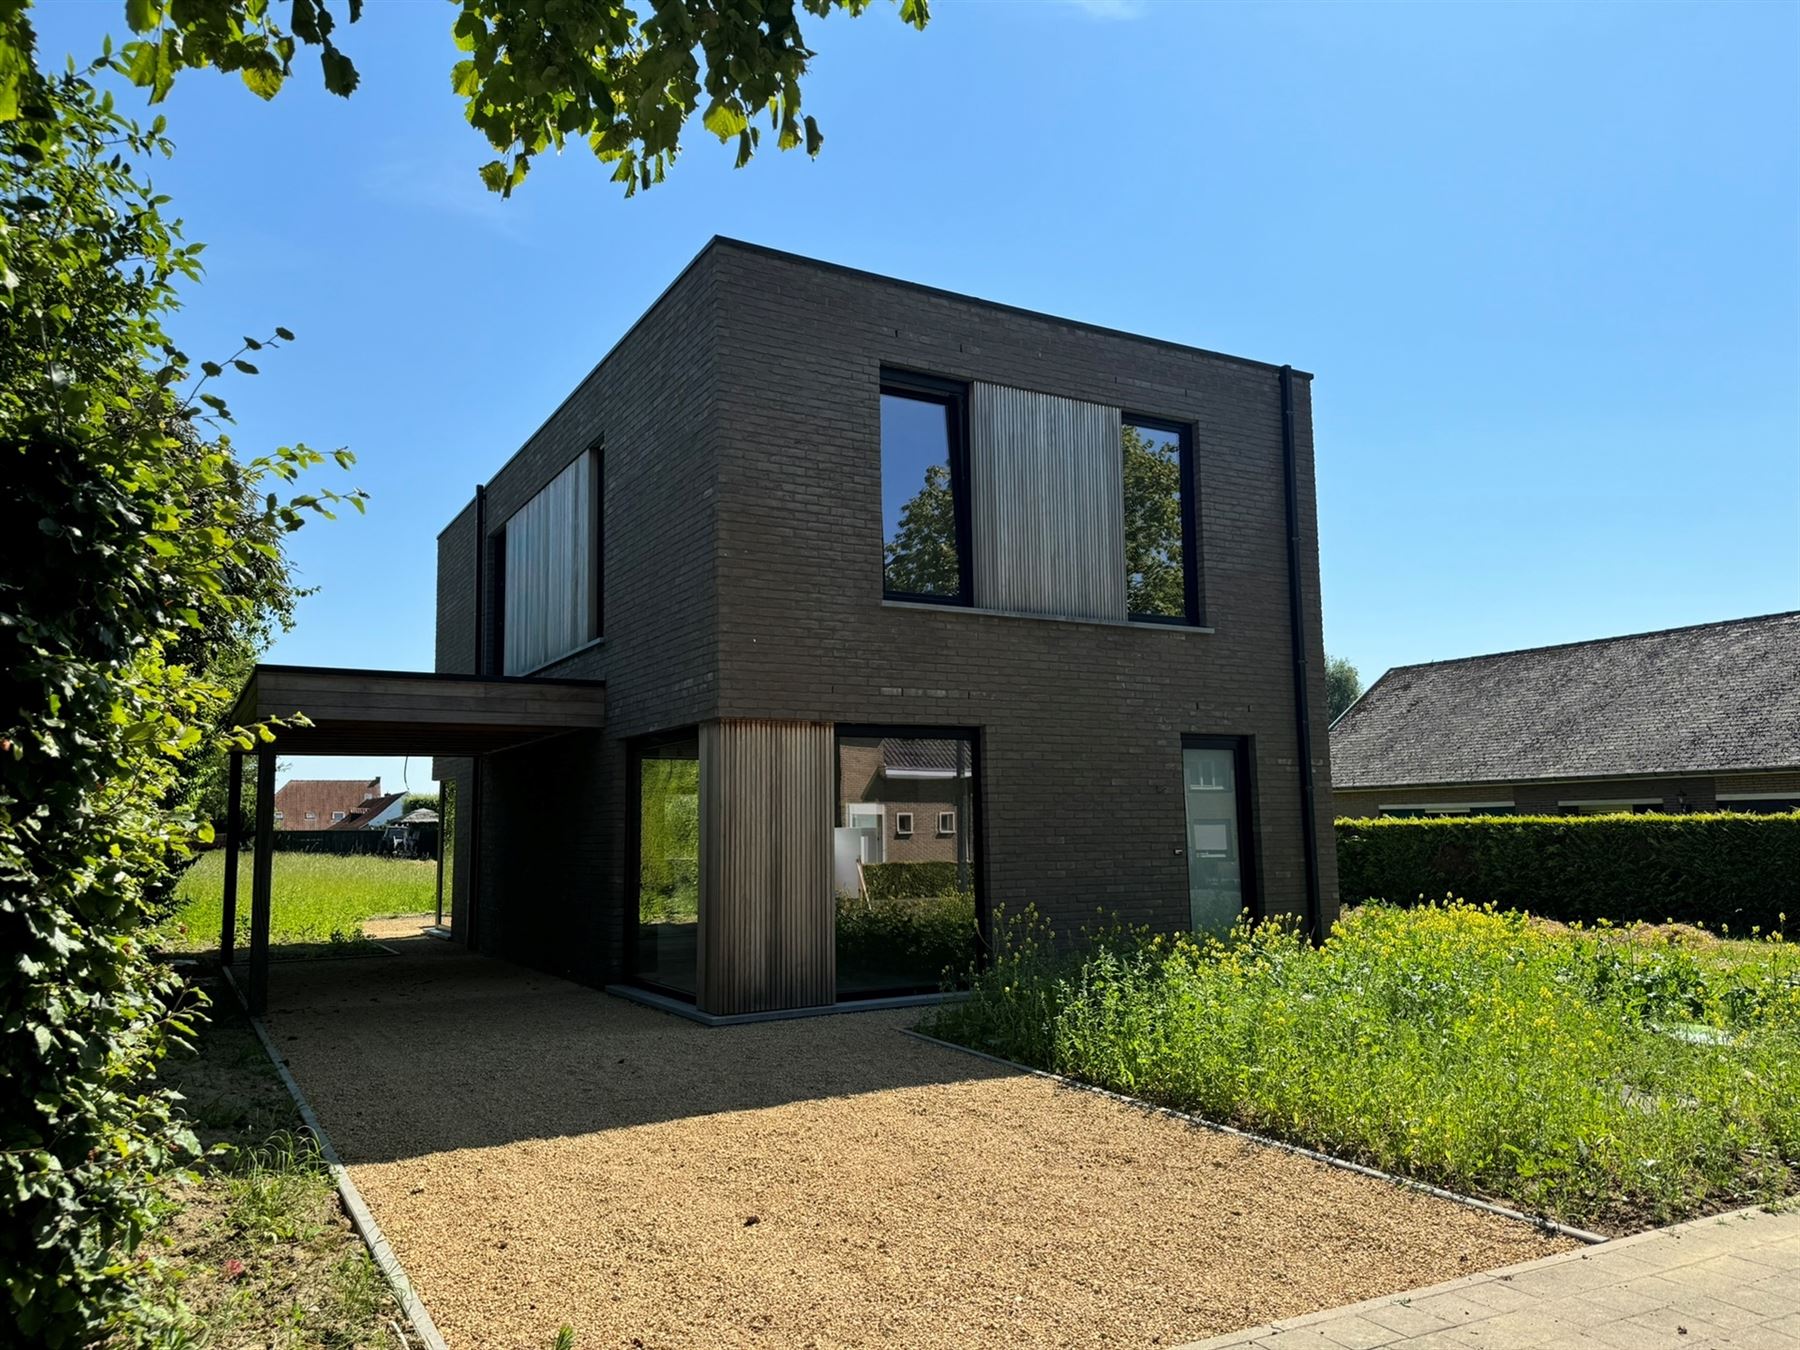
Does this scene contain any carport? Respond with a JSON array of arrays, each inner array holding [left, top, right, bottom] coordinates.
[[222, 664, 607, 1013]]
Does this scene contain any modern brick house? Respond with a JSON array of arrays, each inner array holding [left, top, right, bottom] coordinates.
[[427, 238, 1337, 1020], [1331, 612, 1800, 818]]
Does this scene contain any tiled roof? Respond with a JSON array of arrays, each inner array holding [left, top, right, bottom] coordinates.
[[271, 778, 380, 831], [324, 792, 405, 831], [881, 738, 972, 775], [1329, 612, 1800, 790]]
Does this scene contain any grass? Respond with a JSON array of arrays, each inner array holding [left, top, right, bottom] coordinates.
[[921, 901, 1800, 1234], [127, 979, 406, 1348], [157, 851, 437, 954]]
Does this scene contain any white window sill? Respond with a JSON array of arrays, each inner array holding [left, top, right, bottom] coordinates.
[[881, 599, 1214, 635]]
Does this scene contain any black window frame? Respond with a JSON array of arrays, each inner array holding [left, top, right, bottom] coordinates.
[[1122, 412, 1202, 627], [879, 369, 973, 607], [1180, 733, 1260, 922], [586, 436, 605, 642]]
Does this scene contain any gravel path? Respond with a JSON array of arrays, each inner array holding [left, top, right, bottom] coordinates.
[[263, 939, 1573, 1350]]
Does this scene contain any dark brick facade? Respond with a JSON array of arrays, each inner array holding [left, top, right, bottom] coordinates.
[[435, 239, 1338, 986]]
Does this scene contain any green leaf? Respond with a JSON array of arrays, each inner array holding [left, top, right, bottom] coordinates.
[[320, 44, 359, 97], [274, 326, 295, 341], [125, 0, 160, 34], [702, 99, 747, 141], [241, 64, 284, 100], [231, 359, 258, 375]]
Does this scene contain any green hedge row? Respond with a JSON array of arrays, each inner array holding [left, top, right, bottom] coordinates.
[[1336, 812, 1800, 933], [861, 860, 964, 900]]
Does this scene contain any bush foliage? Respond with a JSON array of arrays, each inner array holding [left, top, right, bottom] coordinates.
[[859, 860, 962, 901], [1337, 812, 1800, 932], [922, 903, 1800, 1231], [0, 54, 354, 1345]]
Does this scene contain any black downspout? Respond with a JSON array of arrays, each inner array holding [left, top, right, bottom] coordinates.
[[468, 484, 487, 952], [1279, 367, 1324, 941]]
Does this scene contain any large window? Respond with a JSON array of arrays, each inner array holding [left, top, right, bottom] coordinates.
[[1123, 416, 1196, 623], [881, 373, 969, 603], [501, 447, 600, 675], [1182, 736, 1254, 932], [834, 729, 981, 997], [632, 732, 700, 997]]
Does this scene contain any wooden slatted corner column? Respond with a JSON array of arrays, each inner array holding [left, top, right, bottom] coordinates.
[[247, 749, 276, 1016], [220, 750, 243, 965], [698, 720, 835, 1016]]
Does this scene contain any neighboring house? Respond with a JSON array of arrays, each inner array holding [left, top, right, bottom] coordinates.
[[325, 791, 407, 832], [424, 237, 1337, 1020], [271, 777, 399, 831], [1331, 612, 1800, 818]]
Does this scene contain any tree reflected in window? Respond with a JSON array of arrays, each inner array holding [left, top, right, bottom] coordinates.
[[881, 386, 965, 600], [1123, 419, 1189, 621]]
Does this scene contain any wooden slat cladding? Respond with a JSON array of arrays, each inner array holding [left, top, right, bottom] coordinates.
[[502, 451, 595, 676], [969, 383, 1126, 620], [698, 719, 835, 1015]]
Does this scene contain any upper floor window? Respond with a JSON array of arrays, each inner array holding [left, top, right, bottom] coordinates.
[[1122, 416, 1197, 624], [881, 373, 969, 604], [501, 446, 600, 675]]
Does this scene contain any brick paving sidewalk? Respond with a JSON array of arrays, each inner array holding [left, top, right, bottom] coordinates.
[[1180, 1203, 1800, 1350]]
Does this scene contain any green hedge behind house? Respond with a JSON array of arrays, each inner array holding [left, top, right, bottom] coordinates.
[[861, 860, 963, 900], [1336, 812, 1800, 932]]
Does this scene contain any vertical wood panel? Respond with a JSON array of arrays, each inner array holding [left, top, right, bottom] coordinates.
[[970, 383, 1125, 620], [503, 451, 593, 675], [698, 719, 835, 1015]]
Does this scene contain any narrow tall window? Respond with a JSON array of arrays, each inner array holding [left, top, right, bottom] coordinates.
[[1123, 417, 1196, 623], [881, 374, 969, 603], [1182, 736, 1253, 931]]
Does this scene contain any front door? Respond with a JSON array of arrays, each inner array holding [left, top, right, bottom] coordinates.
[[1182, 738, 1252, 932]]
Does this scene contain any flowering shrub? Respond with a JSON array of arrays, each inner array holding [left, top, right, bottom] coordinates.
[[922, 902, 1800, 1231]]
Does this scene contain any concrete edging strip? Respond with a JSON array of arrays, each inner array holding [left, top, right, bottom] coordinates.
[[899, 1027, 1610, 1246], [221, 965, 450, 1350]]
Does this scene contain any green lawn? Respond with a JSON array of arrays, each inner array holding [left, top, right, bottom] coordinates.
[[158, 851, 437, 953], [921, 902, 1800, 1234]]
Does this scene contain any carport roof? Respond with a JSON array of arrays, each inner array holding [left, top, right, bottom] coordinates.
[[230, 664, 606, 756]]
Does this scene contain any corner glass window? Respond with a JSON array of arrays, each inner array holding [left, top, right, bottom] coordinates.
[[881, 375, 968, 602], [1123, 417, 1195, 623], [633, 733, 700, 997], [834, 730, 980, 998]]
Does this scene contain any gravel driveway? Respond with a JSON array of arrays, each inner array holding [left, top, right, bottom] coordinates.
[[264, 935, 1571, 1350]]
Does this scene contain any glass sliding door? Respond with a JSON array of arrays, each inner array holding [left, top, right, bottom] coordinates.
[[632, 732, 700, 997], [1182, 736, 1253, 932], [834, 729, 981, 998]]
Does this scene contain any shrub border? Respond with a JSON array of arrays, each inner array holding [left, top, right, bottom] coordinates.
[[898, 1028, 1610, 1246], [220, 965, 449, 1350]]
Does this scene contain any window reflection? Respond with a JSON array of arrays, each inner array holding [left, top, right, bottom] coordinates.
[[834, 732, 979, 997], [882, 389, 964, 600], [1123, 419, 1188, 621]]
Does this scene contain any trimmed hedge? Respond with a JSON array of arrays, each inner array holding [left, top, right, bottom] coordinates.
[[861, 860, 963, 900], [1336, 812, 1800, 932]]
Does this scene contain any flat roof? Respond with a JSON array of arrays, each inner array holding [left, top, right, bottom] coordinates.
[[230, 664, 606, 757]]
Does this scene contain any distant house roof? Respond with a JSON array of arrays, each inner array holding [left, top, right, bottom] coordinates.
[[271, 777, 381, 830], [396, 808, 439, 825], [881, 738, 972, 778], [1330, 612, 1800, 790], [325, 792, 406, 831]]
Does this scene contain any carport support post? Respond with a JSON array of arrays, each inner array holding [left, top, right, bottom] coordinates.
[[248, 749, 275, 1016], [219, 751, 243, 964]]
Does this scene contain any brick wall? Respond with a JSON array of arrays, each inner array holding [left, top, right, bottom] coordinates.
[[706, 241, 1336, 935]]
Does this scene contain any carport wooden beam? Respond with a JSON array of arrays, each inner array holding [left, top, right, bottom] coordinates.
[[229, 663, 607, 1015]]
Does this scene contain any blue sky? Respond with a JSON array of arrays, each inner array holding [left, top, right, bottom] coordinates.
[[35, 0, 1800, 790]]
